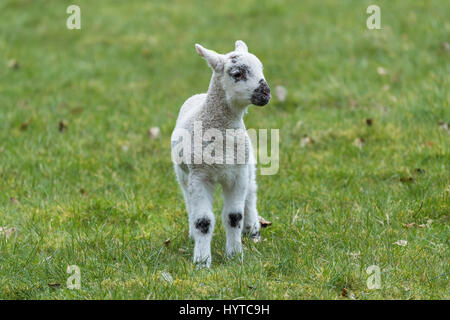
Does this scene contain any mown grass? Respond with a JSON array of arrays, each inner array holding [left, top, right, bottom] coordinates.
[[0, 0, 449, 299]]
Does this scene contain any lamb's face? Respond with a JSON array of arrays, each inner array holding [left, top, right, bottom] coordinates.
[[222, 52, 271, 107], [195, 41, 271, 107]]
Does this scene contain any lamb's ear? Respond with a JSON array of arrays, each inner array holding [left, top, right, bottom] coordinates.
[[195, 44, 224, 73], [235, 40, 248, 53]]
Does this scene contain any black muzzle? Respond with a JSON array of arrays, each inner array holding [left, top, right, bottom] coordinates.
[[251, 79, 271, 106]]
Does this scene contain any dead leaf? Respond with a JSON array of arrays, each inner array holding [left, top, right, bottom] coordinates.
[[148, 127, 160, 139], [421, 271, 426, 282], [442, 42, 450, 52], [20, 120, 31, 131], [259, 216, 272, 228], [0, 226, 16, 239], [10, 197, 19, 205], [394, 240, 408, 246], [71, 107, 84, 115], [377, 67, 387, 75], [438, 120, 449, 132], [341, 287, 348, 297], [58, 120, 68, 132], [164, 238, 170, 246], [353, 137, 365, 150], [403, 222, 416, 229], [400, 176, 414, 183], [7, 59, 19, 69], [48, 283, 61, 289], [300, 135, 314, 148], [275, 85, 287, 102]]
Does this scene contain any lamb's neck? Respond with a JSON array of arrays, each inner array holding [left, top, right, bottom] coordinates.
[[203, 73, 246, 128]]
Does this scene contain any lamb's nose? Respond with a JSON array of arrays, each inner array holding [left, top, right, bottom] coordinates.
[[251, 79, 271, 106], [259, 79, 271, 95]]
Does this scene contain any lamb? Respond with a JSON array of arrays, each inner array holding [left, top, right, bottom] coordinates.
[[171, 40, 271, 268]]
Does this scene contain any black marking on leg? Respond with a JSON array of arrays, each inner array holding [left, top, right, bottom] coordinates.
[[195, 217, 210, 234], [228, 213, 242, 228]]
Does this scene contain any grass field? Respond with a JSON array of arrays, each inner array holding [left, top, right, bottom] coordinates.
[[0, 0, 449, 299]]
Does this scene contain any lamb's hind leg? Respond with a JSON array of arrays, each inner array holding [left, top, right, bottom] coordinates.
[[188, 172, 215, 268], [244, 164, 261, 240], [174, 165, 193, 238]]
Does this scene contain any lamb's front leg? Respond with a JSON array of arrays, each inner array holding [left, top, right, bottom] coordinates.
[[244, 164, 261, 241], [188, 173, 215, 268], [221, 167, 248, 258]]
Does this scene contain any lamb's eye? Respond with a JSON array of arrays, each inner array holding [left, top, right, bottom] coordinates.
[[231, 71, 242, 78]]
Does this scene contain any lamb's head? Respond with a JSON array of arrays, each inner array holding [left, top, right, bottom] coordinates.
[[195, 40, 271, 107]]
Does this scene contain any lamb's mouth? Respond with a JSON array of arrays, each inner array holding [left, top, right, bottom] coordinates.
[[251, 93, 271, 106]]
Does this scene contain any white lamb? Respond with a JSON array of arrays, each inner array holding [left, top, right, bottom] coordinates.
[[171, 40, 271, 268]]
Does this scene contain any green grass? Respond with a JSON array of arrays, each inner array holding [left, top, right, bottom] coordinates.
[[0, 0, 449, 299]]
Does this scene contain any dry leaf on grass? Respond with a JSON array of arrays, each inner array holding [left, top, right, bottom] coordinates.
[[0, 227, 16, 239], [259, 216, 272, 228], [58, 120, 68, 132], [7, 59, 19, 69], [275, 85, 287, 102], [438, 120, 449, 132], [403, 222, 416, 229], [148, 127, 160, 139], [164, 238, 170, 246], [377, 67, 387, 75], [353, 137, 365, 150], [20, 120, 31, 131], [48, 283, 61, 289], [300, 135, 314, 148], [394, 240, 408, 246]]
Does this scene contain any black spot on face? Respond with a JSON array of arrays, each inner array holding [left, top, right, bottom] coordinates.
[[228, 213, 242, 228], [228, 65, 249, 82], [230, 55, 239, 64], [195, 217, 210, 234]]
